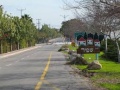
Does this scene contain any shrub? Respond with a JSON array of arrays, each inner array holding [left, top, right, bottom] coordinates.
[[100, 39, 118, 62]]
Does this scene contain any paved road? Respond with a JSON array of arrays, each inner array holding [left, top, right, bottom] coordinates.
[[0, 44, 93, 90]]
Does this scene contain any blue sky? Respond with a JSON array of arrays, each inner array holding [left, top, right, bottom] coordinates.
[[0, 0, 75, 29]]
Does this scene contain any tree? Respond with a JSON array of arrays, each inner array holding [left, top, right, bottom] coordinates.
[[20, 14, 37, 47], [64, 0, 120, 62], [99, 34, 104, 42], [60, 19, 86, 39], [39, 24, 60, 43], [88, 33, 93, 39], [84, 32, 87, 39], [94, 33, 99, 40], [0, 7, 38, 53]]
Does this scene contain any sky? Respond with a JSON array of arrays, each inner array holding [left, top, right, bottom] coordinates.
[[0, 0, 76, 29]]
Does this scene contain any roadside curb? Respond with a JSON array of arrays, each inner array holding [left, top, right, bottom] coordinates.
[[0, 46, 41, 59]]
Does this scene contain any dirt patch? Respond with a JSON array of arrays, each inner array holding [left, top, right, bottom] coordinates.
[[70, 66, 107, 90]]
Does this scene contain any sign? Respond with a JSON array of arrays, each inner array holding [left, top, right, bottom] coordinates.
[[77, 46, 100, 54], [76, 32, 104, 54]]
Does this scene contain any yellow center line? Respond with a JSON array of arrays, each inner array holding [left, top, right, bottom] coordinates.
[[35, 52, 52, 90]]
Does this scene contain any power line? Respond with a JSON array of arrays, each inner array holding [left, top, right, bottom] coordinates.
[[36, 19, 41, 30], [17, 8, 26, 17]]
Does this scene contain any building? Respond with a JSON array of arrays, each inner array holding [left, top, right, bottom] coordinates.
[[87, 38, 93, 45], [78, 37, 86, 46], [94, 39, 100, 47]]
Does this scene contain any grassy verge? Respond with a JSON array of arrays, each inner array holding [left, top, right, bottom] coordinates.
[[68, 45, 78, 51], [68, 45, 120, 90]]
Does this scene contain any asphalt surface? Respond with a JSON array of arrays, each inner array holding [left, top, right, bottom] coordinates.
[[0, 43, 93, 90]]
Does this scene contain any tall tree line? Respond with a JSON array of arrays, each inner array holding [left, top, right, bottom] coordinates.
[[0, 6, 62, 54], [0, 6, 37, 53]]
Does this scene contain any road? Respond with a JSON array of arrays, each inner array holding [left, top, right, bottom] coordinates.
[[0, 43, 93, 90]]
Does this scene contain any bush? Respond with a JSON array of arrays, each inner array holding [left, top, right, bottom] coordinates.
[[100, 39, 118, 62]]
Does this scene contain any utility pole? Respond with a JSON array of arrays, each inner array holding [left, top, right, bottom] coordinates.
[[60, 15, 69, 44], [18, 8, 26, 17], [60, 15, 69, 21], [36, 19, 41, 30]]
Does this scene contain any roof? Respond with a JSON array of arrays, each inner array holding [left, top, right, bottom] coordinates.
[[78, 37, 86, 41], [87, 38, 93, 40], [94, 39, 100, 42]]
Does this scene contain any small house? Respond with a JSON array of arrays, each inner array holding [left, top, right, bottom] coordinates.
[[87, 38, 93, 45], [78, 37, 86, 46], [94, 39, 100, 47]]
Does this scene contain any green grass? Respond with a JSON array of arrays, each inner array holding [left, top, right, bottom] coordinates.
[[67, 45, 120, 90], [68, 45, 78, 51], [100, 83, 120, 90], [77, 52, 120, 89]]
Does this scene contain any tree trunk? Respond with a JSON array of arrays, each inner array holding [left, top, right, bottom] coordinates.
[[113, 31, 120, 63], [116, 41, 120, 63], [105, 36, 108, 53], [10, 40, 12, 51], [0, 40, 3, 54], [27, 41, 28, 47], [118, 51, 120, 63], [17, 42, 19, 50]]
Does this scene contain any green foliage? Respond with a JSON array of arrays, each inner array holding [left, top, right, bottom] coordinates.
[[0, 7, 60, 53], [68, 44, 78, 51], [20, 39, 27, 48], [99, 34, 104, 42], [0, 7, 38, 53], [94, 33, 98, 39], [39, 24, 60, 43], [2, 41, 8, 53], [100, 39, 118, 62], [75, 52, 120, 90], [84, 32, 87, 39], [88, 33, 93, 39], [68, 44, 120, 89], [100, 83, 120, 90]]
